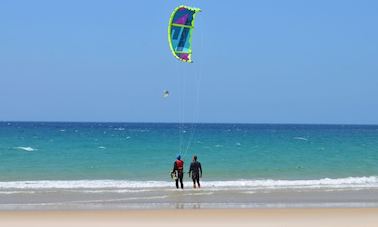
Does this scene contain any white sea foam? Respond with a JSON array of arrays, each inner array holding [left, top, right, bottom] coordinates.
[[0, 191, 36, 194], [184, 192, 214, 196], [1, 177, 378, 191], [15, 147, 36, 152], [80, 189, 152, 193], [293, 137, 308, 141]]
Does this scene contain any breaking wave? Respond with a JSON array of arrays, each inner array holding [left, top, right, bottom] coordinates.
[[1, 176, 378, 191]]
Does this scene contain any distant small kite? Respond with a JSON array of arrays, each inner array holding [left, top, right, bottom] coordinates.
[[168, 5, 201, 63], [163, 90, 169, 98]]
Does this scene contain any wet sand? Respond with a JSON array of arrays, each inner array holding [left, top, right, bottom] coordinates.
[[2, 188, 378, 210], [0, 208, 377, 227]]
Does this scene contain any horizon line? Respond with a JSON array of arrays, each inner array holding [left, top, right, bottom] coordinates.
[[1, 120, 377, 127]]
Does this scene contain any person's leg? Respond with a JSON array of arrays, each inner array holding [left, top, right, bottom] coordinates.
[[192, 178, 196, 188], [197, 178, 200, 188], [180, 177, 184, 189], [175, 179, 179, 189]]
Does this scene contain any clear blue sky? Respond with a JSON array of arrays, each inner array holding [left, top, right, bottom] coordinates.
[[1, 0, 377, 124]]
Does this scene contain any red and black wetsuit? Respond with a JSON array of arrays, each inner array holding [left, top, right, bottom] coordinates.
[[172, 160, 184, 189]]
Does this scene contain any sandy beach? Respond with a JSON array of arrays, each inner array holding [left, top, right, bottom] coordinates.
[[0, 208, 377, 227]]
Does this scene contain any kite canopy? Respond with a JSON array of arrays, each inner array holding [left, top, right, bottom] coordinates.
[[168, 5, 201, 63], [163, 90, 169, 98]]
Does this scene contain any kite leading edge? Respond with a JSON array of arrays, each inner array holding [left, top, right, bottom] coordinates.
[[168, 5, 201, 63]]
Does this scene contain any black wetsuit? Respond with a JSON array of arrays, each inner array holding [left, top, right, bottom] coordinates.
[[172, 161, 184, 189], [189, 161, 202, 186]]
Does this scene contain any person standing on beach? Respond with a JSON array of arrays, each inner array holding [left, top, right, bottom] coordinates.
[[189, 155, 202, 189], [172, 155, 184, 189]]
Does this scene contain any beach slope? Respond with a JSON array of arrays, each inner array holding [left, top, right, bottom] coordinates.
[[0, 208, 377, 227]]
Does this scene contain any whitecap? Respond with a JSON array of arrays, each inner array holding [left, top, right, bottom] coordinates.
[[129, 129, 149, 132], [98, 146, 106, 149], [15, 147, 36, 152], [293, 137, 308, 141]]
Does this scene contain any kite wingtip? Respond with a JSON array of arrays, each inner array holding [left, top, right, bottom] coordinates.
[[178, 5, 201, 13]]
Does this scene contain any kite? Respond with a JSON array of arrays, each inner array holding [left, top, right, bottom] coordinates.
[[163, 90, 169, 98], [168, 5, 201, 63]]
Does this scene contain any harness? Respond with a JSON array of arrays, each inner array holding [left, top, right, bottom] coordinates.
[[176, 160, 184, 172]]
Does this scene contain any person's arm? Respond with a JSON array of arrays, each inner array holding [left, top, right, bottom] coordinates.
[[172, 162, 177, 173], [188, 163, 193, 177], [199, 162, 202, 178]]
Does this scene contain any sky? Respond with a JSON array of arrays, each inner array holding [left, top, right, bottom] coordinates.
[[0, 0, 377, 124]]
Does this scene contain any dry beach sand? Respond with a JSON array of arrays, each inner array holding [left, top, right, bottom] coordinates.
[[0, 208, 377, 227]]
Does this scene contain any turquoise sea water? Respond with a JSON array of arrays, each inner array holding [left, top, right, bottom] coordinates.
[[1, 122, 378, 182], [2, 122, 378, 210]]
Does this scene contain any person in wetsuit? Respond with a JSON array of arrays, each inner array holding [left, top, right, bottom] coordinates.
[[172, 155, 184, 189], [189, 155, 202, 188]]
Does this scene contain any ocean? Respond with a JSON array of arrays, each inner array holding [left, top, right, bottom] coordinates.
[[1, 122, 378, 209]]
